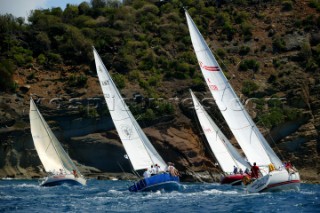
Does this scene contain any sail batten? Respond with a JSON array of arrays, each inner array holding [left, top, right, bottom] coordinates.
[[185, 11, 283, 169], [93, 47, 166, 171]]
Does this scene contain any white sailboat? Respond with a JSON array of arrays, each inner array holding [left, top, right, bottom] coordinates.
[[185, 10, 300, 193], [29, 98, 86, 186], [190, 89, 250, 185], [93, 47, 181, 192]]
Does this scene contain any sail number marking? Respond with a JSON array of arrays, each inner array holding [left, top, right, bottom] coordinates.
[[102, 80, 109, 86]]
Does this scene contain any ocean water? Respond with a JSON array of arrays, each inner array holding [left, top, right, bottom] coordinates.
[[0, 179, 319, 212]]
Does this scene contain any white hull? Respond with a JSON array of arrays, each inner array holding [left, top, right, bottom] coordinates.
[[246, 170, 300, 193], [40, 174, 86, 187]]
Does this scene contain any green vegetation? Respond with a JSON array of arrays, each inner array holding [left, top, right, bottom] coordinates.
[[239, 46, 250, 55], [239, 59, 260, 72], [272, 36, 286, 52], [241, 80, 259, 96], [0, 0, 317, 131], [281, 1, 293, 11], [0, 59, 16, 91], [309, 0, 320, 11], [67, 74, 87, 87]]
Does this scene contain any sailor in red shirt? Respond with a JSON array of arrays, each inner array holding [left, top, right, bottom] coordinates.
[[251, 162, 260, 179]]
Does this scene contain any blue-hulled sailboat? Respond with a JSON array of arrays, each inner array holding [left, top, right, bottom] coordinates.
[[93, 47, 181, 192]]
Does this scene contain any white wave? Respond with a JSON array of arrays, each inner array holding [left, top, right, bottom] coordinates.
[[0, 195, 16, 200], [203, 189, 239, 195], [299, 191, 317, 195], [16, 183, 40, 189], [108, 189, 123, 195]]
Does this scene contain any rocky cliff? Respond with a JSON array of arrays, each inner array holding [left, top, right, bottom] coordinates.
[[0, 0, 320, 183], [0, 63, 319, 183]]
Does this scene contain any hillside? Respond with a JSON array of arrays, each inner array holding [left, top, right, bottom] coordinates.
[[0, 0, 319, 183]]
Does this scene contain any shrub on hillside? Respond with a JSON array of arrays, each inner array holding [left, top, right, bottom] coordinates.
[[239, 45, 250, 55], [241, 80, 259, 96], [239, 59, 260, 72], [112, 73, 126, 89], [0, 59, 15, 91], [67, 74, 87, 87], [282, 1, 293, 11]]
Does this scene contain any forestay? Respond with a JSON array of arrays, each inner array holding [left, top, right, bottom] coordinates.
[[185, 11, 283, 169], [190, 90, 249, 173], [93, 47, 166, 171], [29, 98, 81, 175]]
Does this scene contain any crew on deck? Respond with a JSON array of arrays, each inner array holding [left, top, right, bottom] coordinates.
[[143, 168, 151, 178], [251, 162, 260, 179], [233, 166, 238, 174], [167, 162, 179, 176]]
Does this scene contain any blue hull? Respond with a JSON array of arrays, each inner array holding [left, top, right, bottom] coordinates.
[[41, 179, 83, 187], [129, 173, 181, 192]]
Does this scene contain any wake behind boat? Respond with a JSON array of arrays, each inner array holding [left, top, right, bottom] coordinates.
[[185, 10, 300, 193], [93, 47, 181, 192], [29, 98, 86, 187]]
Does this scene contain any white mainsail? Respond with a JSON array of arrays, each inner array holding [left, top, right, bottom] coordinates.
[[93, 47, 167, 171], [185, 11, 283, 169], [190, 90, 249, 173], [29, 98, 81, 175]]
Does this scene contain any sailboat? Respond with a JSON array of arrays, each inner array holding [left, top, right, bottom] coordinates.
[[185, 10, 300, 193], [29, 98, 86, 186], [93, 47, 181, 192], [190, 89, 250, 185]]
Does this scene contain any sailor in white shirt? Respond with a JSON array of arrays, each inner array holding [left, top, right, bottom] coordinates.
[[143, 168, 150, 178], [154, 164, 160, 174]]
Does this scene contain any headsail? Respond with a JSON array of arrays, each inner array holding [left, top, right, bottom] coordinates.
[[93, 47, 166, 171], [190, 90, 249, 173], [29, 98, 81, 175], [185, 11, 283, 169]]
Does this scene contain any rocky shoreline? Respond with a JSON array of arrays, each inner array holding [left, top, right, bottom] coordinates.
[[1, 168, 318, 184]]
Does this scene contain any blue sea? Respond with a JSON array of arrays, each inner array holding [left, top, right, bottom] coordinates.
[[0, 179, 319, 212]]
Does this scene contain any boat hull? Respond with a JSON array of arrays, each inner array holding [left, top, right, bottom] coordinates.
[[40, 174, 86, 187], [129, 173, 181, 192], [221, 174, 248, 186], [246, 170, 300, 193]]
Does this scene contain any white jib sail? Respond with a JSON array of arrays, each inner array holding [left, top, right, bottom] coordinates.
[[93, 47, 167, 171], [190, 90, 249, 173], [29, 98, 81, 175], [185, 11, 282, 169]]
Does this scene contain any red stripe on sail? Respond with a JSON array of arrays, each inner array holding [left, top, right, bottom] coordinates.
[[204, 66, 220, 71], [199, 62, 220, 72]]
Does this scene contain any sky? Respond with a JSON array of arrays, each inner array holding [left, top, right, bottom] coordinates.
[[0, 0, 90, 21]]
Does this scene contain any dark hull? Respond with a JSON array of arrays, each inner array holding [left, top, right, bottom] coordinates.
[[129, 173, 181, 192], [41, 179, 83, 187], [40, 175, 86, 187]]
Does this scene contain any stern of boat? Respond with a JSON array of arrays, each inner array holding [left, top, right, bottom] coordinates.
[[246, 169, 300, 193]]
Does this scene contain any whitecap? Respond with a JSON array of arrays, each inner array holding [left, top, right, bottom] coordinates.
[[108, 189, 123, 195], [203, 189, 239, 195]]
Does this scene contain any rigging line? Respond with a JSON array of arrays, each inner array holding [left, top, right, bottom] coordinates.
[[259, 119, 286, 162], [249, 124, 273, 165], [117, 161, 132, 185]]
